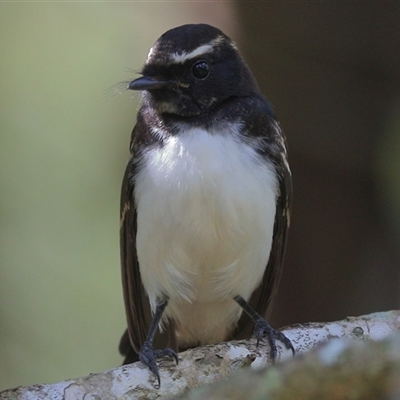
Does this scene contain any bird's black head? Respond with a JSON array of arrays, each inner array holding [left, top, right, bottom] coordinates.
[[128, 24, 260, 117]]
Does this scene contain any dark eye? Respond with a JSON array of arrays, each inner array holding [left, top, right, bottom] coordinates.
[[191, 61, 210, 80]]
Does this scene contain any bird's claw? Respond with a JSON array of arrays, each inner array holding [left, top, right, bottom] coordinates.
[[139, 343, 178, 387], [254, 319, 295, 361]]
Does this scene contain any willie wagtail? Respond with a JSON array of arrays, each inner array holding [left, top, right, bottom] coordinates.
[[119, 23, 294, 385]]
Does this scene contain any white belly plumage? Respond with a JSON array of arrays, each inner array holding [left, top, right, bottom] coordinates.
[[134, 127, 277, 346]]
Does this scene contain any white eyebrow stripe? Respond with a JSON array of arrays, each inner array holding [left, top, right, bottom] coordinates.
[[146, 46, 155, 62], [169, 36, 235, 64], [170, 43, 214, 63]]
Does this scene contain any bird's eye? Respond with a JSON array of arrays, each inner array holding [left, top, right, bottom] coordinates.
[[191, 61, 210, 80]]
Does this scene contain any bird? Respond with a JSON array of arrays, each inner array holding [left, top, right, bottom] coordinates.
[[119, 23, 294, 386]]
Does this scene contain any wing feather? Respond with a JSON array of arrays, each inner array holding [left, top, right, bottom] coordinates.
[[119, 157, 153, 362]]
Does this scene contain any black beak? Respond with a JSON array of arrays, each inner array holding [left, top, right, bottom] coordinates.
[[127, 76, 169, 91]]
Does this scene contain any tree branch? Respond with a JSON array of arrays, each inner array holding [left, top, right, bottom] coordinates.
[[1, 310, 400, 399]]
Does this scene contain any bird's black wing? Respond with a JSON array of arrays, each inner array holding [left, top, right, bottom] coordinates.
[[119, 151, 152, 363], [234, 101, 292, 340]]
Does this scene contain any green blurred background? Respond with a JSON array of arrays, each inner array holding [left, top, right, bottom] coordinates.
[[2, 1, 400, 392]]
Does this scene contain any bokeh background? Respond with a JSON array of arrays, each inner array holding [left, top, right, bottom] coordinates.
[[1, 2, 399, 391]]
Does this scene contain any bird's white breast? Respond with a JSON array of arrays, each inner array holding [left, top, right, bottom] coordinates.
[[134, 126, 278, 346]]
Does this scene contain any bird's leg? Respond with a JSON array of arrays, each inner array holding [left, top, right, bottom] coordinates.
[[234, 295, 295, 361], [139, 298, 178, 387]]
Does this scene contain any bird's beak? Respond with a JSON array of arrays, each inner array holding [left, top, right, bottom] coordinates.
[[127, 76, 169, 91]]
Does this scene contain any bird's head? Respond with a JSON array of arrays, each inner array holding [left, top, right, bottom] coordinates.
[[128, 24, 259, 117]]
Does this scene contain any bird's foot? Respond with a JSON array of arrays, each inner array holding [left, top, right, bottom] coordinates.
[[254, 319, 295, 361], [139, 342, 179, 387]]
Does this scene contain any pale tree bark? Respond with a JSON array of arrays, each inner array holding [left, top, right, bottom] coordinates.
[[1, 310, 400, 400]]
